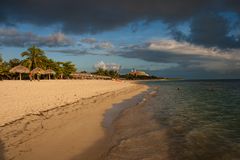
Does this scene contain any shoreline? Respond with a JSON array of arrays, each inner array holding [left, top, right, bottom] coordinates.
[[77, 85, 169, 160], [0, 81, 148, 160]]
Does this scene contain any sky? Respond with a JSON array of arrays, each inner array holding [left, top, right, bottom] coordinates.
[[0, 0, 240, 79]]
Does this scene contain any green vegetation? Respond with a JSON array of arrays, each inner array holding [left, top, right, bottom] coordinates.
[[1, 47, 176, 81], [93, 68, 164, 80], [21, 46, 46, 70], [120, 74, 161, 80], [62, 61, 77, 78], [0, 46, 77, 80], [94, 68, 119, 78], [0, 54, 11, 80], [93, 66, 167, 80]]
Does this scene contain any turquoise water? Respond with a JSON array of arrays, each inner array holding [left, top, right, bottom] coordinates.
[[145, 80, 240, 160]]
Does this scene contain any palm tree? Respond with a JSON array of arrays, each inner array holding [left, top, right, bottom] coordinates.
[[56, 62, 64, 79], [52, 61, 76, 79], [8, 58, 21, 68], [0, 55, 11, 80], [21, 46, 46, 70], [62, 61, 77, 79]]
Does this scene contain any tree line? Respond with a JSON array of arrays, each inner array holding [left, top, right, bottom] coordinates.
[[93, 68, 119, 78], [0, 46, 77, 80]]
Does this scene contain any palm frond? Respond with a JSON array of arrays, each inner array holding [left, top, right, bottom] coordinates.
[[21, 51, 30, 57]]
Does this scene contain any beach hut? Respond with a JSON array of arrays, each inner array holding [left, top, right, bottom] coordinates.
[[9, 65, 30, 80], [31, 67, 45, 81], [45, 69, 56, 80]]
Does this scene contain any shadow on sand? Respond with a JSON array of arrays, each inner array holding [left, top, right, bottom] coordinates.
[[0, 139, 5, 160]]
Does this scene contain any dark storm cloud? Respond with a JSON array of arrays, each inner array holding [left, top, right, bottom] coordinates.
[[0, 0, 221, 34], [173, 13, 240, 48], [0, 28, 74, 47], [190, 13, 233, 48], [120, 48, 207, 66], [1, 0, 240, 49], [225, 0, 240, 12]]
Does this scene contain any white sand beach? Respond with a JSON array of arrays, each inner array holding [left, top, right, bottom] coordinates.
[[0, 80, 136, 126], [0, 80, 148, 160]]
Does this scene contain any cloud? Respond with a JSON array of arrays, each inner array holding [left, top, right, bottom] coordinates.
[[0, 0, 240, 49], [119, 40, 240, 73], [148, 40, 240, 61], [47, 49, 91, 56], [94, 61, 121, 71], [187, 13, 239, 49], [169, 13, 240, 49], [0, 1, 235, 33], [94, 42, 114, 49], [0, 0, 213, 33], [47, 48, 111, 56], [0, 28, 74, 47], [80, 38, 97, 44], [80, 38, 114, 51], [225, 0, 240, 12]]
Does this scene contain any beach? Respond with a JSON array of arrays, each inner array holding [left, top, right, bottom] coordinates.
[[0, 80, 148, 160], [2, 80, 239, 160], [102, 80, 240, 160]]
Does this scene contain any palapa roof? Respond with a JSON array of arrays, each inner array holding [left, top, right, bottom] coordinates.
[[9, 65, 30, 73], [45, 69, 56, 75], [31, 67, 45, 74]]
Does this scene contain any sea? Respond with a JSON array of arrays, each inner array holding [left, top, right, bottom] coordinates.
[[104, 80, 240, 160]]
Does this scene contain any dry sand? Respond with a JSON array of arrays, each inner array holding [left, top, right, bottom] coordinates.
[[0, 80, 136, 126], [0, 80, 148, 160]]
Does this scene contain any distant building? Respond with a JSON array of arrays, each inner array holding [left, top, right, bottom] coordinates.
[[129, 70, 149, 77]]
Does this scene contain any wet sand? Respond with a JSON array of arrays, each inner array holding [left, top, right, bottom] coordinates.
[[0, 81, 148, 160], [75, 86, 169, 160]]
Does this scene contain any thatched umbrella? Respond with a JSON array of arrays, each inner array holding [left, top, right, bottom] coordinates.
[[31, 67, 45, 81], [45, 69, 56, 80], [31, 67, 45, 74], [9, 65, 30, 80]]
